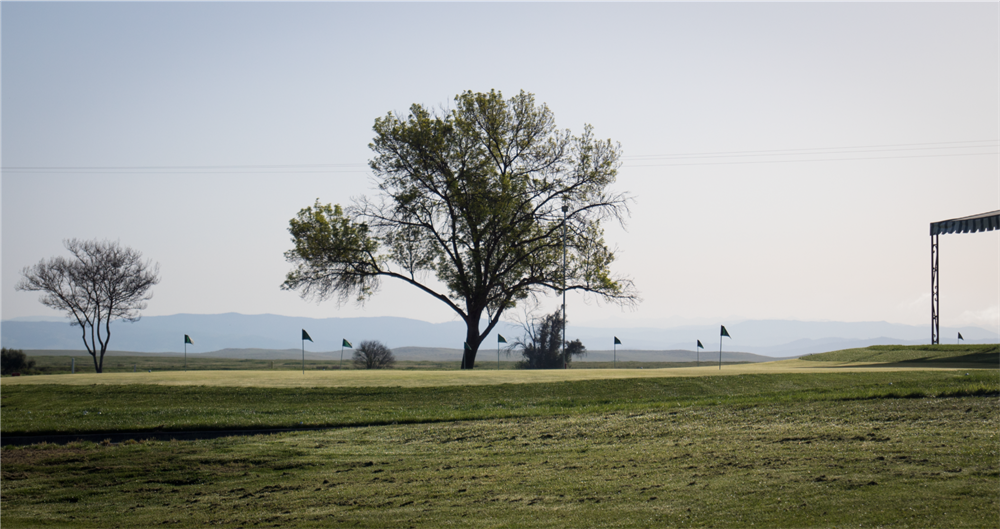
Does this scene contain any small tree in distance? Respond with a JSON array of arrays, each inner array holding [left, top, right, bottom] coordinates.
[[1, 348, 35, 375], [352, 340, 396, 369], [16, 239, 160, 373], [511, 310, 586, 369]]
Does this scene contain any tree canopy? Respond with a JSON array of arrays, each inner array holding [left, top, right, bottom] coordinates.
[[283, 90, 637, 368], [16, 239, 160, 373]]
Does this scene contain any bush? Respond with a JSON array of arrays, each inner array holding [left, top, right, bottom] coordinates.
[[513, 311, 586, 369], [352, 340, 396, 369], [1, 347, 35, 375]]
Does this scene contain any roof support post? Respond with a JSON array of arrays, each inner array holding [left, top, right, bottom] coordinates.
[[931, 232, 940, 345]]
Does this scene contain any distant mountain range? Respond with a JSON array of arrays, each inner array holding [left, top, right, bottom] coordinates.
[[2, 313, 997, 358]]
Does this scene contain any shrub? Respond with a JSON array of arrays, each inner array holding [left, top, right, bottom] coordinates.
[[352, 340, 396, 369], [513, 311, 586, 369], [1, 347, 35, 375]]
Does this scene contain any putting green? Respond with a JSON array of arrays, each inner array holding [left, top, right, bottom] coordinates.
[[0, 359, 977, 388]]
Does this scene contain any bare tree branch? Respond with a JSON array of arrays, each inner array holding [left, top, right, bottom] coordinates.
[[16, 239, 160, 373]]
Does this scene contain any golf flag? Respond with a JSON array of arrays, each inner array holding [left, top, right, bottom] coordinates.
[[958, 332, 964, 341], [614, 336, 622, 345], [340, 338, 351, 369], [302, 329, 313, 342], [697, 340, 704, 350], [498, 334, 507, 344], [184, 335, 193, 345], [720, 326, 731, 338]]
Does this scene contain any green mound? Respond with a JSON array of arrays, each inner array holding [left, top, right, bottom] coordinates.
[[800, 343, 999, 365]]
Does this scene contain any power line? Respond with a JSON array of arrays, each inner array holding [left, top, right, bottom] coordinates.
[[623, 140, 999, 162], [622, 139, 997, 160], [623, 151, 999, 168], [3, 140, 996, 174]]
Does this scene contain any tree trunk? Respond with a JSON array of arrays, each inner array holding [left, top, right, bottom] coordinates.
[[462, 313, 483, 369]]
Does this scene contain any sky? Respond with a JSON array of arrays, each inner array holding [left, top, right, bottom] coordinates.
[[2, 2, 998, 335]]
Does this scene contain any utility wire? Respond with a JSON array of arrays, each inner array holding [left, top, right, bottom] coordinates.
[[623, 141, 998, 161], [623, 151, 998, 168], [3, 140, 996, 174]]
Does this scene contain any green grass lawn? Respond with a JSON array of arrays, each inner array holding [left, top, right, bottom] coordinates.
[[1, 359, 997, 528], [23, 354, 747, 375], [3, 371, 996, 436], [800, 343, 999, 365], [23, 355, 477, 374]]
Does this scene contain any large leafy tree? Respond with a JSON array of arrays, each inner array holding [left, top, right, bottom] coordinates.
[[283, 90, 637, 369]]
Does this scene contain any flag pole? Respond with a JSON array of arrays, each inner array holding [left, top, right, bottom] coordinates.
[[696, 341, 699, 367], [302, 337, 305, 375], [184, 340, 187, 371], [341, 343, 344, 369], [719, 334, 722, 370]]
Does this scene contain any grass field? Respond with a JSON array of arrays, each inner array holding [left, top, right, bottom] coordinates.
[[21, 353, 752, 374], [801, 343, 999, 365], [1, 344, 997, 528]]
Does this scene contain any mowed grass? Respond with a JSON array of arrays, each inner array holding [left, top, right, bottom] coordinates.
[[23, 355, 531, 374], [2, 347, 997, 528], [2, 391, 996, 528], [801, 343, 999, 365], [3, 369, 997, 436]]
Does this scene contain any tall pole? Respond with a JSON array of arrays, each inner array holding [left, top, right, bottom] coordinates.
[[719, 336, 722, 370], [931, 232, 940, 344], [340, 344, 344, 369], [562, 204, 568, 369], [184, 341, 187, 371], [302, 338, 305, 375]]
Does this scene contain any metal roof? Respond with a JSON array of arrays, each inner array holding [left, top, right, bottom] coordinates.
[[930, 210, 1000, 236]]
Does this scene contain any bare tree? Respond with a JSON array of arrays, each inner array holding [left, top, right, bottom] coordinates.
[[16, 239, 160, 373], [352, 340, 396, 369]]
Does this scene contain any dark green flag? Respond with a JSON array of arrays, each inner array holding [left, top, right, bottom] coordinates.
[[342, 339, 352, 348], [184, 335, 193, 345], [302, 329, 313, 342], [720, 326, 731, 338], [697, 340, 704, 349], [958, 332, 964, 341], [614, 336, 622, 345], [498, 334, 507, 344]]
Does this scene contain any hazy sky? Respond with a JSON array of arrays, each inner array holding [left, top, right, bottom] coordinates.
[[3, 2, 998, 333]]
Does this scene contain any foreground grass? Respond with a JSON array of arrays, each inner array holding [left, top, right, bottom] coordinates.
[[3, 371, 996, 436], [2, 395, 996, 528]]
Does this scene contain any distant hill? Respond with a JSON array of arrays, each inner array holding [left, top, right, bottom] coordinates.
[[3, 312, 996, 358]]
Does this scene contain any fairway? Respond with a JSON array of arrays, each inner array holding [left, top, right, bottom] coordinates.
[[2, 344, 997, 528], [0, 358, 982, 389]]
